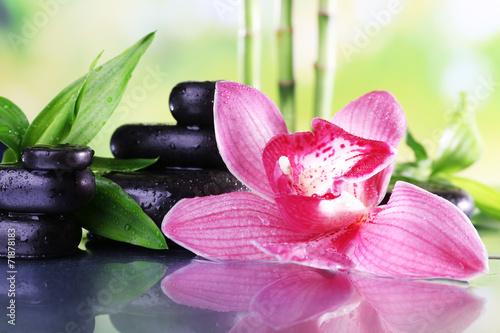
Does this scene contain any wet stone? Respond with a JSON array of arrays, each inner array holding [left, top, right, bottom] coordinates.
[[0, 164, 95, 214], [105, 169, 248, 228], [381, 182, 475, 217], [22, 144, 94, 170], [169, 81, 216, 128], [110, 124, 226, 169], [0, 212, 82, 259]]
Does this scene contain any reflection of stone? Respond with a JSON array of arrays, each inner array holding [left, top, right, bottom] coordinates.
[[0, 251, 95, 333], [105, 169, 248, 227], [0, 245, 171, 332], [0, 212, 82, 258]]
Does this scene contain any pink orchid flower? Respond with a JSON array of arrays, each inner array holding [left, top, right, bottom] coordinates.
[[162, 81, 488, 280]]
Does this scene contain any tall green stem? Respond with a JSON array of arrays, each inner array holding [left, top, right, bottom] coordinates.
[[278, 0, 295, 131], [314, 0, 336, 119], [239, 0, 261, 89]]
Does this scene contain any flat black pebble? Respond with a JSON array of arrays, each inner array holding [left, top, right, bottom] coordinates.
[[22, 143, 94, 170], [380, 182, 475, 217], [105, 169, 248, 227], [169, 81, 216, 128], [110, 124, 226, 169], [0, 141, 6, 157], [0, 164, 95, 213], [0, 212, 82, 258]]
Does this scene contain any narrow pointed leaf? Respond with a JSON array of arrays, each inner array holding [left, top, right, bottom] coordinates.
[[432, 95, 483, 175], [90, 156, 157, 174], [21, 52, 100, 148], [74, 174, 167, 250], [0, 97, 29, 159], [65, 32, 155, 145], [406, 128, 427, 161], [451, 176, 500, 221]]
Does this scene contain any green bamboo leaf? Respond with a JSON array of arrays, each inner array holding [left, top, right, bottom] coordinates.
[[91, 156, 157, 174], [0, 97, 29, 159], [64, 32, 155, 145], [451, 177, 500, 221], [20, 62, 94, 148], [1, 148, 18, 163], [73, 174, 167, 250], [406, 128, 428, 162], [431, 93, 483, 175]]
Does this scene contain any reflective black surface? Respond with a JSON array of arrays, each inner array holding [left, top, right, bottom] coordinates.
[[1, 237, 500, 333]]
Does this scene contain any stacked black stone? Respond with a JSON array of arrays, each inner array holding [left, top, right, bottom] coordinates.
[[0, 144, 96, 258], [107, 81, 248, 229]]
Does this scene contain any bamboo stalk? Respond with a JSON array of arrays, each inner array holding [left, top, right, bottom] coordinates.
[[314, 0, 336, 119], [277, 0, 295, 131], [239, 0, 261, 89]]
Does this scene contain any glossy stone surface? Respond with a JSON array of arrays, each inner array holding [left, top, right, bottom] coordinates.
[[0, 212, 82, 259], [22, 144, 94, 170], [169, 81, 215, 127], [110, 124, 226, 169], [0, 164, 95, 213], [381, 182, 475, 217], [105, 169, 248, 227]]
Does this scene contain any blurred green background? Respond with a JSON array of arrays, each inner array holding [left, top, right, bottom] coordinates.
[[0, 0, 498, 187]]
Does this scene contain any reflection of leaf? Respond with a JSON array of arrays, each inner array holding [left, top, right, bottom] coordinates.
[[0, 97, 29, 159], [432, 93, 483, 175], [90, 261, 166, 315], [73, 174, 167, 250], [91, 156, 157, 174], [451, 177, 500, 222]]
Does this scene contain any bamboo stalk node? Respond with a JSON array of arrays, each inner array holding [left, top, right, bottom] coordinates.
[[314, 62, 336, 72], [279, 79, 295, 88]]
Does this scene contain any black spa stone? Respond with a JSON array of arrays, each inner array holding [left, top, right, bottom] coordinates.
[[0, 164, 95, 214], [381, 182, 475, 217], [105, 169, 248, 227], [169, 81, 216, 128], [22, 144, 94, 170], [0, 212, 82, 258], [110, 124, 226, 169]]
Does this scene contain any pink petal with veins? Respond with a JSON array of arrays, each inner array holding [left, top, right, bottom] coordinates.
[[350, 273, 485, 333], [161, 260, 305, 312], [250, 270, 355, 330], [214, 81, 288, 200], [274, 192, 366, 233], [332, 91, 407, 207], [352, 181, 488, 279], [162, 191, 315, 261], [257, 222, 363, 271]]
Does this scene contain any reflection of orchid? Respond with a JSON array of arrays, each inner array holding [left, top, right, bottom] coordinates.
[[161, 261, 484, 333], [162, 81, 488, 280]]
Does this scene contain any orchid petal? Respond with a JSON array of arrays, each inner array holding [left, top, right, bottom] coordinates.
[[161, 260, 305, 312], [263, 118, 396, 197], [162, 192, 315, 261], [318, 301, 387, 333], [250, 270, 355, 330], [274, 192, 366, 233], [350, 273, 485, 333], [215, 81, 288, 200], [332, 91, 407, 207], [352, 181, 488, 280], [257, 222, 363, 271]]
